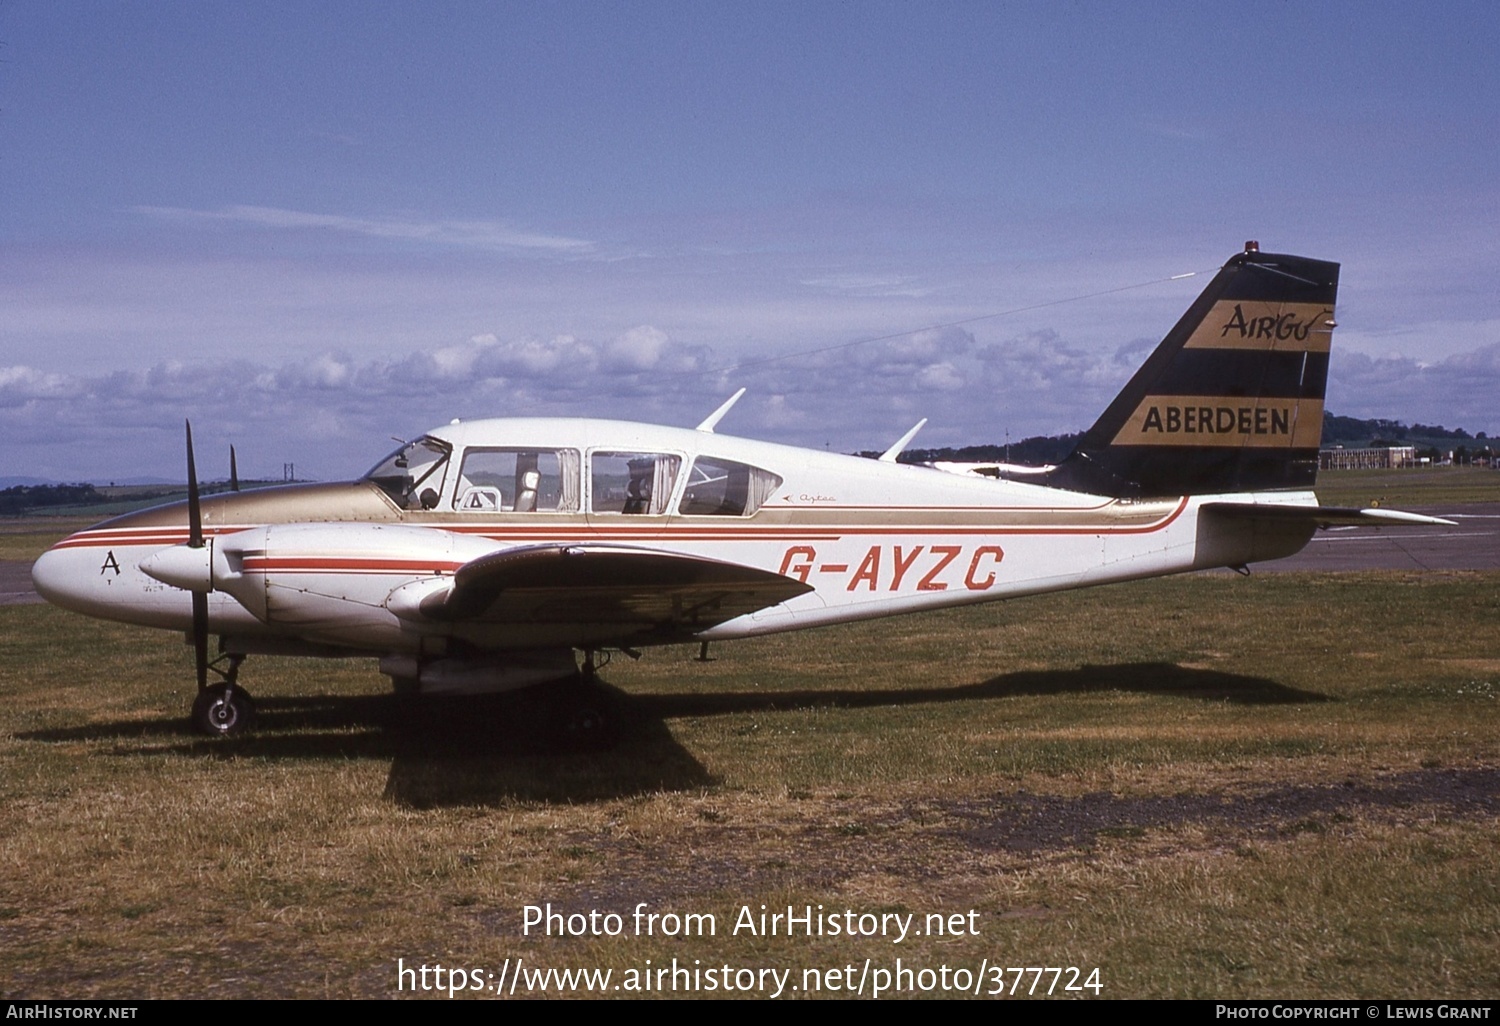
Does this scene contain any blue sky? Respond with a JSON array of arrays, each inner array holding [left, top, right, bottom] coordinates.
[[2, 1, 1497, 481]]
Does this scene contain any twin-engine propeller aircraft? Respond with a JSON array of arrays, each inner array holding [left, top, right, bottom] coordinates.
[[33, 244, 1451, 737]]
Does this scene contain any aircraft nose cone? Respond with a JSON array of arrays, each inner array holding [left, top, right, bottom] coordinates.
[[31, 543, 92, 612]]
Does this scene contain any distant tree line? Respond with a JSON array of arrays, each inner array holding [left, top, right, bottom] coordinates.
[[856, 433, 1084, 465], [0, 483, 104, 516], [864, 412, 1487, 467], [895, 433, 1085, 466]]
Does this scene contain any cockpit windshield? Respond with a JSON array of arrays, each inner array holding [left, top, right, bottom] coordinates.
[[363, 437, 451, 510]]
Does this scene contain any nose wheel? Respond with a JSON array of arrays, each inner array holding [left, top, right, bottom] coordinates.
[[190, 652, 254, 737], [191, 682, 256, 736]]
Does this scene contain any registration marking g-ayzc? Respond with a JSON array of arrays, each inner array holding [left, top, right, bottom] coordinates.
[[779, 544, 1004, 592]]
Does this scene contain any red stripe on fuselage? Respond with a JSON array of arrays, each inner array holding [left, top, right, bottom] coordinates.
[[239, 557, 465, 575]]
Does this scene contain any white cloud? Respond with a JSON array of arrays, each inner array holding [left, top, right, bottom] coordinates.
[[472, 335, 599, 380], [916, 361, 965, 391], [421, 341, 483, 380], [885, 326, 974, 361], [799, 273, 934, 298], [7, 312, 1500, 482], [976, 329, 1130, 395], [134, 205, 597, 255], [276, 353, 357, 391], [1328, 344, 1500, 430], [604, 326, 670, 371], [1334, 317, 1500, 363], [0, 366, 79, 407]]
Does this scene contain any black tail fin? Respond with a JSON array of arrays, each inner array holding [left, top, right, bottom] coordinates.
[[1045, 243, 1338, 497]]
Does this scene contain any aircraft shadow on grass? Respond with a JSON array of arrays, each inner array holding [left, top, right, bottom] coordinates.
[[17, 685, 715, 806], [631, 660, 1329, 718], [18, 661, 1324, 806]]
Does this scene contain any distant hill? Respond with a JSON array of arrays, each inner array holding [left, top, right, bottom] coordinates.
[[1321, 413, 1488, 449], [95, 476, 181, 487]]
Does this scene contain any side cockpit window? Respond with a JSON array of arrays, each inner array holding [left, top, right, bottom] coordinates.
[[454, 449, 581, 512], [590, 452, 681, 515], [678, 456, 782, 517], [364, 438, 451, 510]]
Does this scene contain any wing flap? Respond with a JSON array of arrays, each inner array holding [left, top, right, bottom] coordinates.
[[1202, 502, 1456, 528], [416, 544, 813, 633]]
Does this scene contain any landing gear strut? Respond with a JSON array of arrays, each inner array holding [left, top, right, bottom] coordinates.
[[551, 648, 620, 750], [191, 652, 254, 737]]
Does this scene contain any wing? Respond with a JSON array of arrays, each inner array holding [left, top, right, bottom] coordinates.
[[403, 544, 814, 636], [1202, 502, 1455, 528]]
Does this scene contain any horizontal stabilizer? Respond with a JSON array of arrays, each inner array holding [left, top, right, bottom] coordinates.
[[415, 543, 814, 633], [1202, 502, 1455, 528]]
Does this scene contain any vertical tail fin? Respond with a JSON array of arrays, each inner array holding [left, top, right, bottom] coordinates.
[[1046, 243, 1338, 497]]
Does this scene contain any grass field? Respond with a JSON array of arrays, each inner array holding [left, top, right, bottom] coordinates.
[[1, 488, 1497, 1000], [0, 518, 92, 562], [1311, 465, 1500, 508]]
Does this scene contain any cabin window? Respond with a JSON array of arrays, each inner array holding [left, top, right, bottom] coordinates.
[[453, 449, 580, 512], [363, 437, 451, 510], [678, 456, 783, 517], [590, 452, 681, 515]]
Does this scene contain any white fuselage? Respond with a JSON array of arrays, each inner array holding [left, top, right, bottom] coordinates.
[[32, 418, 1317, 655]]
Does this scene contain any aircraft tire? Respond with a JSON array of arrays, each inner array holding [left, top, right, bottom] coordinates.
[[549, 674, 619, 751], [192, 683, 256, 737], [557, 703, 615, 751]]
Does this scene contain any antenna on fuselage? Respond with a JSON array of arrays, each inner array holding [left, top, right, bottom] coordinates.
[[695, 387, 747, 433], [879, 418, 928, 463]]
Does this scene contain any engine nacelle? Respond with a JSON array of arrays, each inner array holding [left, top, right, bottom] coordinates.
[[138, 538, 238, 593], [214, 523, 501, 650]]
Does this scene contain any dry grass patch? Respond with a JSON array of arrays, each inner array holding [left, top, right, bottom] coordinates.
[[1, 570, 1497, 997]]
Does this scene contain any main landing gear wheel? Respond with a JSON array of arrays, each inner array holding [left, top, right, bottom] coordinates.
[[192, 683, 256, 737], [550, 654, 619, 751], [558, 702, 613, 750]]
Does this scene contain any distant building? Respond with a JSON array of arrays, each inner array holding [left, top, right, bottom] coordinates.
[[1318, 446, 1417, 470]]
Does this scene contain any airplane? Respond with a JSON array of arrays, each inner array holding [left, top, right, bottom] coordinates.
[[31, 243, 1453, 739]]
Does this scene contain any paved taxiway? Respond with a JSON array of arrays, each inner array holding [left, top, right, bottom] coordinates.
[[3, 504, 1495, 607], [1, 560, 42, 605], [1264, 504, 1500, 572]]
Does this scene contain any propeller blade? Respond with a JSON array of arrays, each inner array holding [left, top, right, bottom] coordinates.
[[230, 445, 239, 492], [186, 421, 209, 689], [186, 420, 203, 549], [192, 592, 209, 689]]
